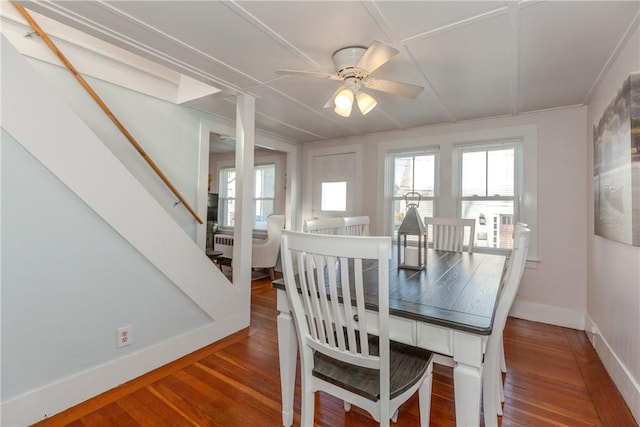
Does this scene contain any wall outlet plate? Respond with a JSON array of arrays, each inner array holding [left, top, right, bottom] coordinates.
[[117, 325, 132, 348]]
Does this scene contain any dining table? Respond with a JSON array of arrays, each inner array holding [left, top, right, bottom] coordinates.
[[272, 247, 507, 427]]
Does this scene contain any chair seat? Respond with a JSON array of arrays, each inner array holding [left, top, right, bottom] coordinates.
[[313, 337, 434, 402]]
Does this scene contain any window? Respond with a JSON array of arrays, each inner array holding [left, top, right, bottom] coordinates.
[[321, 181, 347, 211], [254, 165, 275, 230], [219, 164, 275, 230], [389, 153, 436, 236], [219, 168, 236, 228], [381, 124, 536, 259], [457, 143, 520, 250]]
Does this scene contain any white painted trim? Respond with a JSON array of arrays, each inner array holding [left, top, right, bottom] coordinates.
[[233, 94, 256, 321], [585, 315, 640, 424], [0, 318, 244, 427], [196, 119, 237, 251], [509, 300, 585, 330]]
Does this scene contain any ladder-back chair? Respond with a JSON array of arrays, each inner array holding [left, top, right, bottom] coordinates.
[[280, 231, 434, 426], [424, 217, 476, 253]]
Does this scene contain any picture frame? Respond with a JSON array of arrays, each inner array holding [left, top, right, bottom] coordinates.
[[593, 72, 640, 246]]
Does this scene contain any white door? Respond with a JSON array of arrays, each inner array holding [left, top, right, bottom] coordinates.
[[312, 152, 357, 218]]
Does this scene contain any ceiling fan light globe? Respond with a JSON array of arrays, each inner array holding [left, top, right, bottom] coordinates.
[[334, 104, 352, 117], [356, 92, 377, 115], [334, 88, 354, 110]]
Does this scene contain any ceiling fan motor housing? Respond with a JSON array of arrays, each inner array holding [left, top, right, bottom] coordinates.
[[332, 46, 367, 78]]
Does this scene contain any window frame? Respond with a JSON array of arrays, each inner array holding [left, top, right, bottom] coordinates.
[[218, 163, 276, 231], [379, 124, 537, 262], [454, 140, 523, 254], [386, 149, 439, 238]]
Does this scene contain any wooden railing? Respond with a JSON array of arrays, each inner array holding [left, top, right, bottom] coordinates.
[[12, 3, 203, 224]]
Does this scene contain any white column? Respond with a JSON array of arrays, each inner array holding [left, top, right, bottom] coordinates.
[[234, 94, 256, 322]]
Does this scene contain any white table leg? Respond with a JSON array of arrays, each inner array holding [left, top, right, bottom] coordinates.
[[452, 332, 485, 427], [277, 291, 298, 427]]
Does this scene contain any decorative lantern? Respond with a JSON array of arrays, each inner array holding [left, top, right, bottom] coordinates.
[[397, 192, 427, 270]]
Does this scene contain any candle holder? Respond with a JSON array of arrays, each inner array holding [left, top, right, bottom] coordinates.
[[397, 192, 427, 270]]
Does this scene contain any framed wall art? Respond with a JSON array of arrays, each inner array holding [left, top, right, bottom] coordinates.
[[593, 72, 640, 246]]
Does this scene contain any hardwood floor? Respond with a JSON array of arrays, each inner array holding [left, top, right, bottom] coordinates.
[[34, 277, 636, 427]]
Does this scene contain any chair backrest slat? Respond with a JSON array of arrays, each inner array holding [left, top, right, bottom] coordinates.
[[303, 217, 346, 235], [303, 216, 370, 236], [338, 257, 358, 354], [424, 217, 476, 253], [343, 216, 370, 236]]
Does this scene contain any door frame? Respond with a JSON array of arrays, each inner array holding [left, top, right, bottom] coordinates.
[[303, 143, 363, 222]]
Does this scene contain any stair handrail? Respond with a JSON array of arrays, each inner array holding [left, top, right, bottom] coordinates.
[[12, 3, 204, 224]]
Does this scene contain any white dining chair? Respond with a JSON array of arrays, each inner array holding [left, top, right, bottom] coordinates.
[[424, 217, 476, 253], [280, 231, 434, 426], [499, 222, 529, 378], [302, 217, 346, 234], [483, 225, 531, 427], [343, 215, 370, 236]]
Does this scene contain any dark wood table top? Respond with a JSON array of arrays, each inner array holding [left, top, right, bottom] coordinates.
[[272, 249, 507, 335]]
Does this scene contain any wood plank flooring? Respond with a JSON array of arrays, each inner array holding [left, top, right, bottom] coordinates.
[[33, 277, 637, 426]]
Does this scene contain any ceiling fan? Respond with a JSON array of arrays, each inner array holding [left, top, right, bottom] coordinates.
[[276, 40, 424, 117]]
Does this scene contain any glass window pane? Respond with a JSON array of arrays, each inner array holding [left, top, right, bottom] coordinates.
[[487, 149, 514, 196], [393, 155, 435, 198], [394, 157, 414, 197], [255, 165, 275, 198], [461, 200, 514, 249], [223, 199, 235, 227], [254, 199, 274, 230], [222, 169, 236, 198], [321, 182, 347, 211], [413, 156, 435, 195], [462, 151, 487, 196]]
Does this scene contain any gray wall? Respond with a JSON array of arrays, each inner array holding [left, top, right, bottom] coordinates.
[[2, 131, 210, 399]]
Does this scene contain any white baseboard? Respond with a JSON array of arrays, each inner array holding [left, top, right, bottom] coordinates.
[[509, 300, 585, 330], [1, 317, 246, 427], [585, 315, 640, 424]]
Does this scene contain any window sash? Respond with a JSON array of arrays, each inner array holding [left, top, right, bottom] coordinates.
[[389, 151, 437, 237], [456, 142, 521, 252]]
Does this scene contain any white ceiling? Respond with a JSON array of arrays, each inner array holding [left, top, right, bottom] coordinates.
[[18, 1, 640, 144]]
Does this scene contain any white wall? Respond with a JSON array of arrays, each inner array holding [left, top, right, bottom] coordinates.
[[302, 106, 588, 329], [586, 22, 640, 423]]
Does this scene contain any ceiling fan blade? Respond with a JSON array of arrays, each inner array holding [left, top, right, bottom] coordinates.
[[276, 69, 341, 81], [355, 40, 399, 74], [363, 78, 424, 98], [324, 85, 346, 108]]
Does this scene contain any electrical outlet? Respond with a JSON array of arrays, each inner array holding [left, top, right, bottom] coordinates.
[[117, 325, 132, 348]]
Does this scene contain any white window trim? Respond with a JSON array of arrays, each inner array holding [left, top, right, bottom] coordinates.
[[379, 124, 538, 263]]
